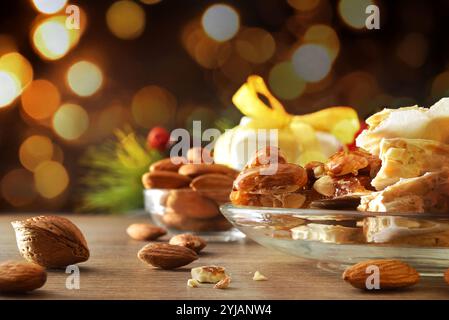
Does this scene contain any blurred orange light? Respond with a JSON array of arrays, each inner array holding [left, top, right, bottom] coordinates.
[[304, 25, 340, 61], [32, 0, 68, 14], [1, 169, 37, 207], [431, 71, 449, 99], [106, 1, 146, 40], [67, 61, 103, 97], [32, 19, 70, 60], [338, 0, 374, 29], [140, 0, 161, 4], [34, 160, 69, 199], [202, 4, 240, 42], [292, 44, 332, 82], [21, 79, 61, 120], [0, 34, 17, 56], [235, 28, 276, 64], [269, 62, 306, 100], [0, 71, 21, 108], [53, 103, 89, 140], [19, 135, 54, 171], [132, 86, 177, 129]]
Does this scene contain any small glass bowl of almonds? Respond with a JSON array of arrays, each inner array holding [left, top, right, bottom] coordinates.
[[143, 148, 245, 242]]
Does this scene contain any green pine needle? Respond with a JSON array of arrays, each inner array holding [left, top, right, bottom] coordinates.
[[78, 129, 163, 214]]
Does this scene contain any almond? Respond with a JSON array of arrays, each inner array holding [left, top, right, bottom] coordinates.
[[11, 216, 90, 268], [142, 171, 191, 189], [191, 265, 227, 283], [166, 189, 220, 219], [150, 157, 186, 173], [169, 234, 207, 253], [126, 223, 167, 241], [137, 243, 198, 269], [214, 276, 231, 289], [245, 146, 287, 169], [190, 174, 233, 191], [313, 176, 336, 197], [0, 261, 47, 293], [179, 163, 238, 178], [162, 210, 232, 232], [342, 259, 420, 290]]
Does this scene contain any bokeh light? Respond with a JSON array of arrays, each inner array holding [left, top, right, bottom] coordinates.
[[0, 71, 21, 108], [140, 0, 161, 4], [304, 24, 340, 61], [34, 160, 69, 199], [106, 1, 146, 40], [235, 28, 276, 64], [19, 135, 54, 171], [396, 33, 428, 68], [53, 103, 89, 140], [132, 85, 177, 129], [21, 79, 61, 120], [32, 0, 68, 14], [1, 169, 37, 207], [269, 62, 306, 100], [292, 44, 332, 82], [287, 0, 320, 11], [338, 0, 375, 29], [202, 4, 239, 42], [431, 71, 449, 99], [32, 19, 70, 60], [0, 34, 17, 56], [67, 61, 103, 97], [0, 52, 33, 89]]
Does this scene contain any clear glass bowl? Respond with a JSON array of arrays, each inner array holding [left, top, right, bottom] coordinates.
[[220, 204, 449, 276], [144, 189, 245, 242]]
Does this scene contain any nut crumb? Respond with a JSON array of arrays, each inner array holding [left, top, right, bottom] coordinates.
[[253, 271, 268, 281], [187, 279, 200, 288], [214, 276, 231, 289]]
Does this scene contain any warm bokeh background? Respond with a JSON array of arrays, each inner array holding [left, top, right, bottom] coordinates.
[[1, 0, 448, 213]]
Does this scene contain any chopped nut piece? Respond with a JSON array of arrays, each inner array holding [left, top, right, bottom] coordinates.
[[253, 271, 268, 281], [187, 279, 200, 288], [214, 276, 231, 289], [191, 265, 227, 283], [313, 176, 335, 197]]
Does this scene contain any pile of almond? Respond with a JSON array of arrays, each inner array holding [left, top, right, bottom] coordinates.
[[142, 147, 238, 232]]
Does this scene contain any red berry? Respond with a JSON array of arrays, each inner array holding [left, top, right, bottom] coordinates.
[[147, 126, 170, 151], [346, 121, 367, 151]]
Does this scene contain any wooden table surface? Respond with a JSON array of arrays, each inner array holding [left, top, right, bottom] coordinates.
[[1, 214, 449, 300]]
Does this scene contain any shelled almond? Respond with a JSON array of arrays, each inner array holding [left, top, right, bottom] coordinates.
[[143, 148, 236, 232]]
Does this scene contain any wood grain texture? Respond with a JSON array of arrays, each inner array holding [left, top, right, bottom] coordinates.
[[1, 214, 449, 300]]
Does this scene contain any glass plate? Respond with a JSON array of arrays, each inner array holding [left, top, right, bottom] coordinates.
[[220, 204, 449, 276]]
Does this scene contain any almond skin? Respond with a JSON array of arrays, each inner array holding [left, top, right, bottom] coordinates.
[[0, 261, 47, 293], [342, 259, 420, 290], [166, 189, 220, 219], [126, 223, 167, 241], [178, 163, 238, 179], [137, 243, 198, 269], [150, 157, 186, 173], [11, 216, 90, 269], [445, 269, 449, 285], [169, 234, 207, 253], [190, 174, 233, 203], [142, 171, 191, 189]]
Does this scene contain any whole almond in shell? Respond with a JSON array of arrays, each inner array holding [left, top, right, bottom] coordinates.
[[11, 216, 90, 268], [137, 243, 198, 269], [127, 223, 167, 241], [179, 163, 238, 178], [150, 157, 186, 172], [169, 234, 207, 253], [0, 261, 47, 293], [342, 259, 420, 290], [166, 189, 220, 219], [142, 171, 191, 189]]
